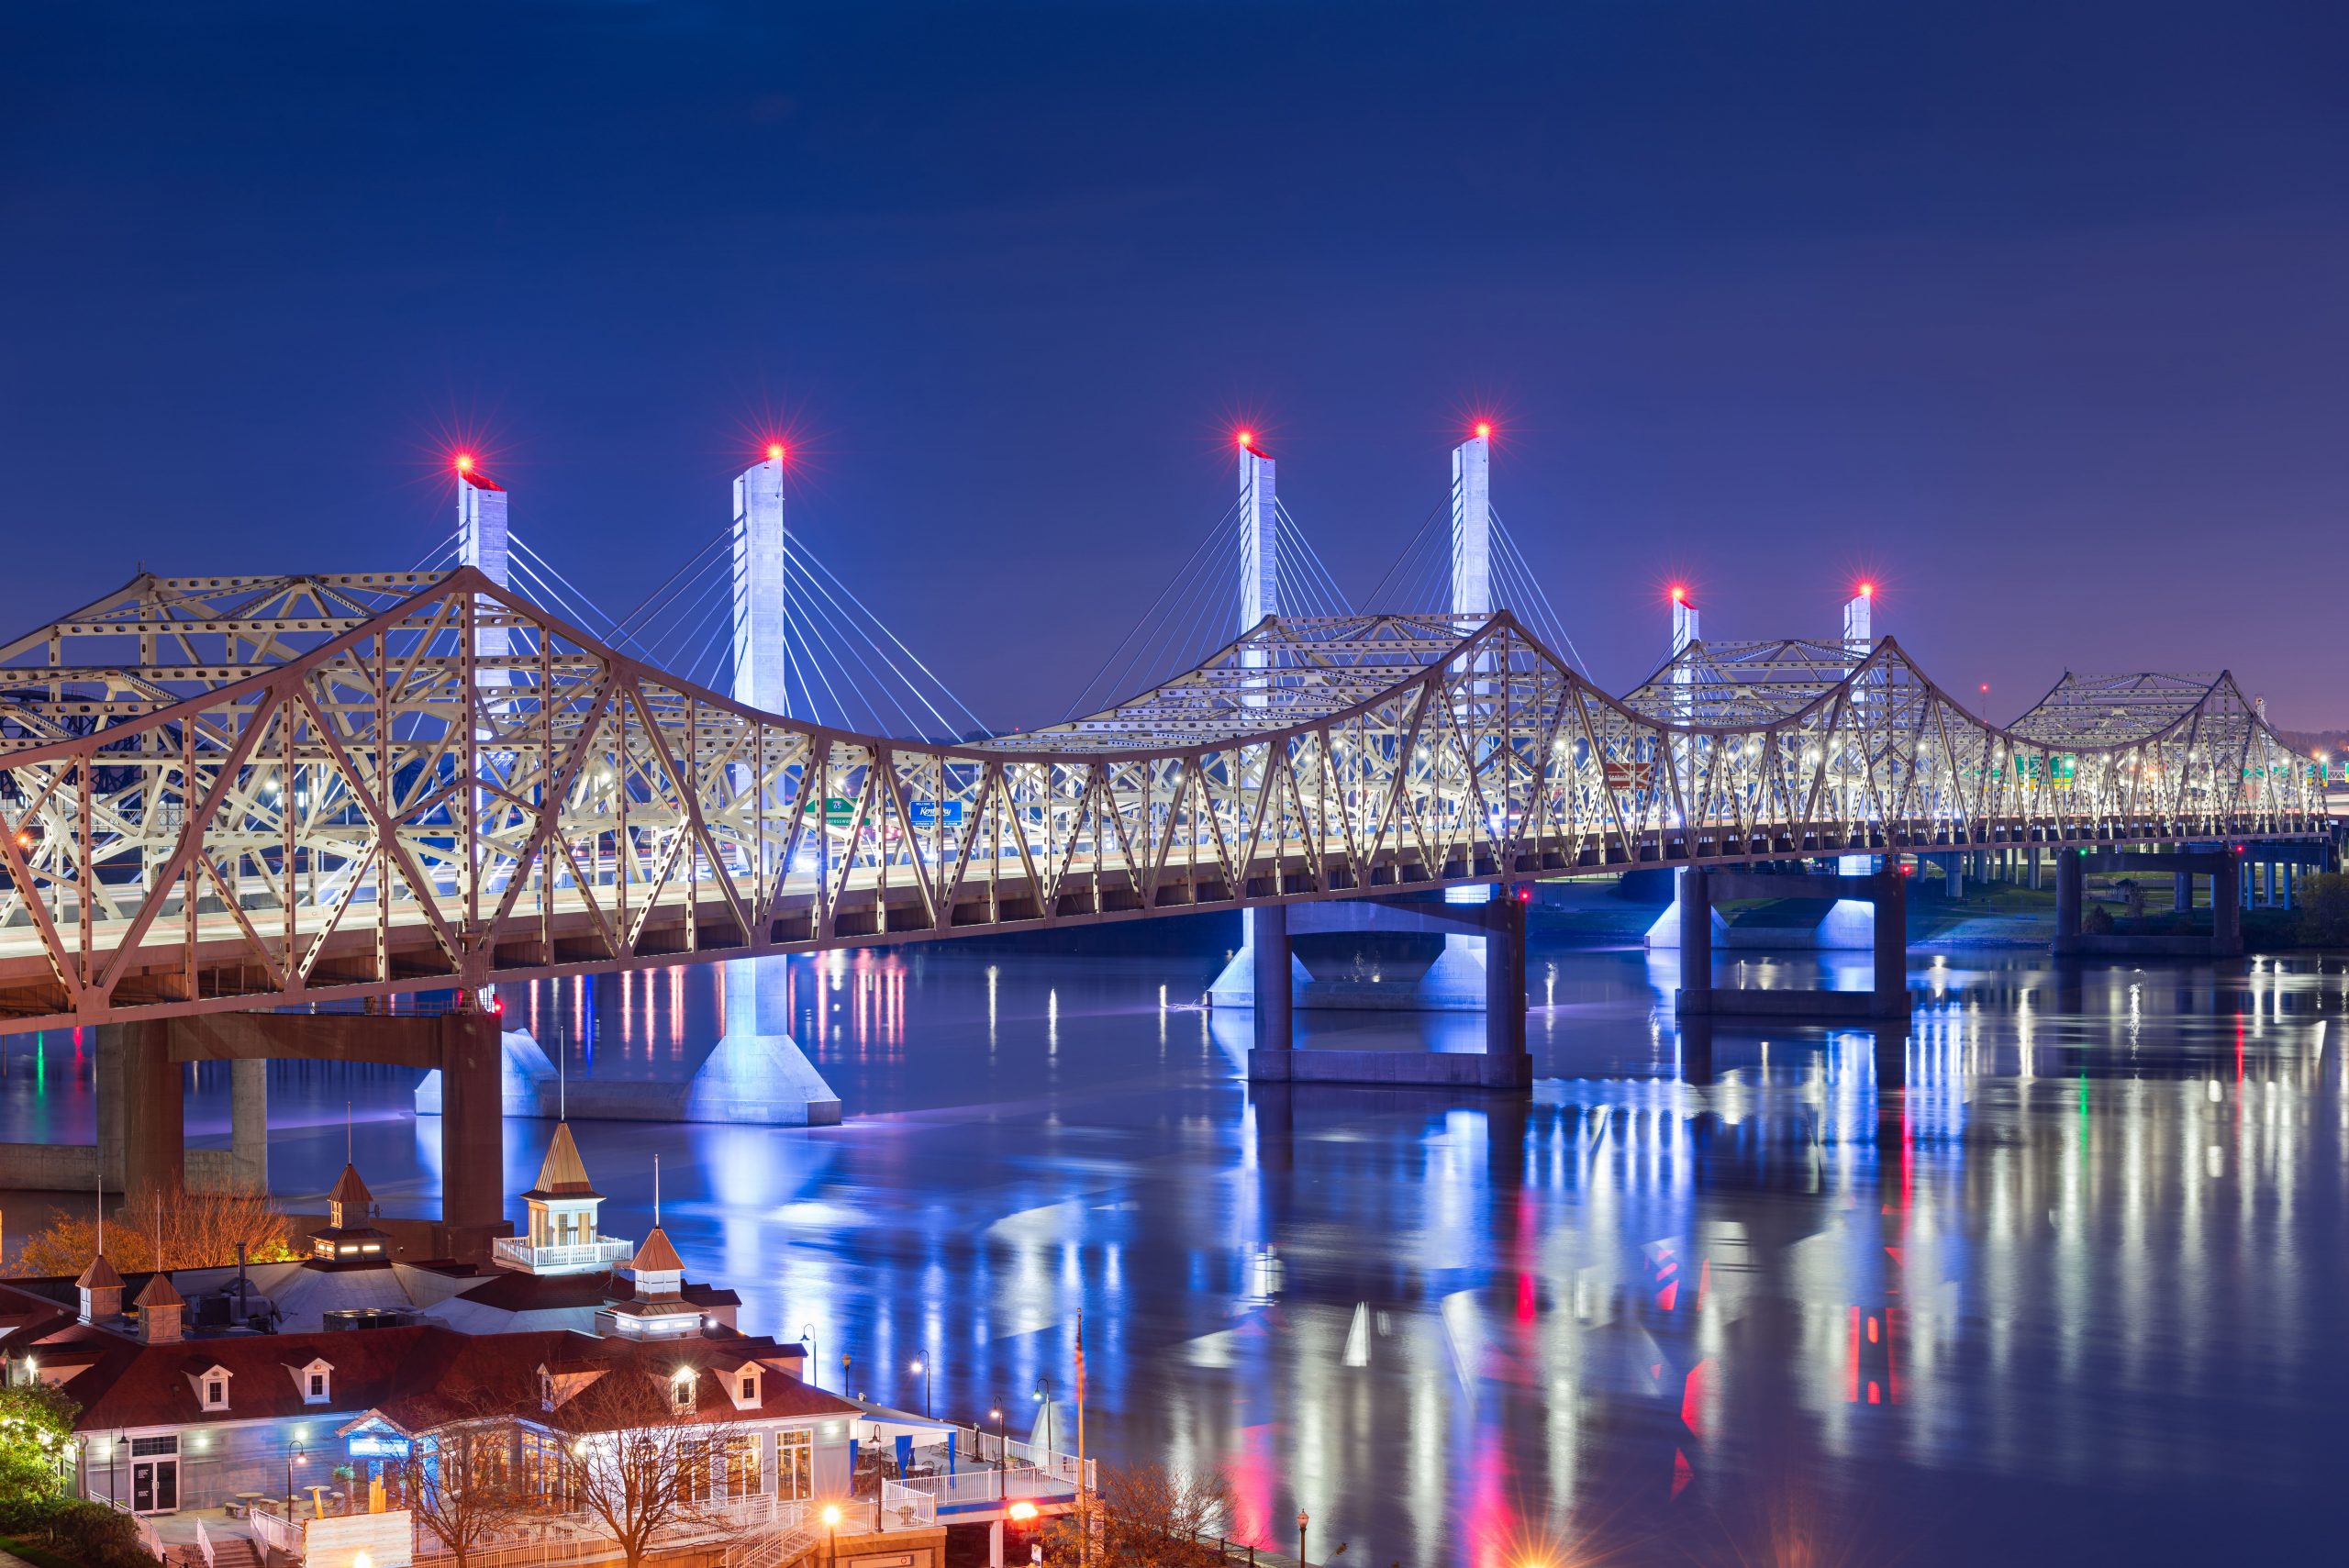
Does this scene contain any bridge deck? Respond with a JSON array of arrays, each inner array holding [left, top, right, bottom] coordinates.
[[0, 570, 2325, 1031]]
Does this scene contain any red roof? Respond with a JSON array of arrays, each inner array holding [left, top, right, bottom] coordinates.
[[0, 1279, 841, 1435], [451, 1268, 740, 1314]]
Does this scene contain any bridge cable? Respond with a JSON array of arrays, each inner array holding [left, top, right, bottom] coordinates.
[[1058, 494, 1247, 720], [783, 556, 946, 740], [793, 549, 986, 738]]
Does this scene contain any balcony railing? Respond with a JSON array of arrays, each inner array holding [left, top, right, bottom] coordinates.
[[493, 1234, 635, 1272]]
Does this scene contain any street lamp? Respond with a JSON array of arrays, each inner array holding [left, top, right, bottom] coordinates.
[[284, 1439, 306, 1517], [989, 1407, 1003, 1496], [908, 1357, 931, 1418], [1297, 1509, 1308, 1567], [1031, 1374, 1052, 1457], [819, 1503, 841, 1567], [798, 1324, 818, 1391]]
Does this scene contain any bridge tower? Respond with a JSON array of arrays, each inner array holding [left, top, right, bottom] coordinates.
[[1649, 587, 1879, 951], [1210, 431, 1501, 1017], [1831, 584, 1884, 928], [457, 462, 510, 587], [456, 460, 517, 687], [1239, 432, 1278, 634], [1211, 438, 1303, 1006], [706, 447, 840, 1126], [1647, 591, 1730, 951], [731, 447, 790, 715]]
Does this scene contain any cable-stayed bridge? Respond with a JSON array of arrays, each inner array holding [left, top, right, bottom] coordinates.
[[0, 434, 2326, 1040], [0, 427, 2325, 1240]]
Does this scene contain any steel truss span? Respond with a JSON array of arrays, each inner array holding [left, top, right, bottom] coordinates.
[[0, 570, 2324, 1032]]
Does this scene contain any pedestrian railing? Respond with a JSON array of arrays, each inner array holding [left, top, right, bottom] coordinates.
[[876, 1481, 935, 1531]]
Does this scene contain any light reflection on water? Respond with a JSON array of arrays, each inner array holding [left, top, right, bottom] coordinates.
[[4, 936, 2345, 1564]]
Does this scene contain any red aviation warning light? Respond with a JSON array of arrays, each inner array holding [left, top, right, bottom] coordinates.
[[766, 441, 785, 462], [1857, 581, 1876, 599], [1474, 420, 1493, 439], [1236, 429, 1256, 450], [1670, 584, 1687, 604], [453, 452, 475, 475]]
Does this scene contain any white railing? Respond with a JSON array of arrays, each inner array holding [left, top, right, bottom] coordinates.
[[491, 1235, 634, 1272], [412, 1495, 777, 1568], [247, 1507, 302, 1562], [889, 1466, 1077, 1509], [108, 1505, 165, 1565], [876, 1482, 935, 1532], [718, 1503, 813, 1568], [195, 1515, 217, 1568], [927, 1425, 1096, 1495]]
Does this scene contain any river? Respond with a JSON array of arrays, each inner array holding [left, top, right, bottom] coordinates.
[[3, 921, 2342, 1565]]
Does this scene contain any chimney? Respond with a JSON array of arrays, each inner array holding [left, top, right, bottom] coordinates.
[[134, 1272, 185, 1345], [76, 1253, 125, 1324]]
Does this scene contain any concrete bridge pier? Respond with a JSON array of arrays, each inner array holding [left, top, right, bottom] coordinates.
[[1245, 895, 1531, 1091], [117, 1010, 506, 1259], [2054, 847, 2243, 958], [1675, 863, 1909, 1021]]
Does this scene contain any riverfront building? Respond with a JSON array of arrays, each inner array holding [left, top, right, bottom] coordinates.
[[0, 1126, 854, 1517]]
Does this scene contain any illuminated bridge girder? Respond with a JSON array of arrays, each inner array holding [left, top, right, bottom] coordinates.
[[0, 569, 2324, 1033]]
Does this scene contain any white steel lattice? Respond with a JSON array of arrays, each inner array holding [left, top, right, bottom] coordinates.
[[0, 570, 2324, 1032]]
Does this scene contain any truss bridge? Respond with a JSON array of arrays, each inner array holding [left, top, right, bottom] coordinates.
[[0, 567, 2326, 1038]]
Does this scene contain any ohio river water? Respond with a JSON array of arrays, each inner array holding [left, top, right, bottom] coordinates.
[[5, 924, 2344, 1566]]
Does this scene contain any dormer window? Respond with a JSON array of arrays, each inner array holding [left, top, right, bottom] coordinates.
[[291, 1358, 334, 1405], [740, 1371, 759, 1405], [670, 1367, 696, 1415], [540, 1371, 555, 1412], [206, 1378, 227, 1407]]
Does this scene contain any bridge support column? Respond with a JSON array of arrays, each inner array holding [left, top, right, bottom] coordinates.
[[117, 1023, 185, 1199], [1873, 864, 1907, 1007], [2214, 851, 2243, 956], [2054, 850, 2082, 955], [1247, 904, 1294, 1081], [438, 1008, 507, 1258], [2029, 846, 2043, 891], [2174, 871, 2192, 913], [230, 1058, 268, 1194], [1675, 867, 1713, 1015], [1483, 893, 1528, 1077]]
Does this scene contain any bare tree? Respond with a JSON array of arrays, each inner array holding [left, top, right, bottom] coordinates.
[[1048, 1463, 1233, 1568], [555, 1367, 740, 1568], [401, 1411, 530, 1568], [9, 1184, 294, 1277]]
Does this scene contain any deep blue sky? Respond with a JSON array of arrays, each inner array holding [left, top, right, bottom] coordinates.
[[4, 1, 2344, 729]]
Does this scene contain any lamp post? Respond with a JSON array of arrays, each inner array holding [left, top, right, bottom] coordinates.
[[1297, 1509, 1308, 1567], [819, 1503, 841, 1567], [798, 1325, 818, 1391], [988, 1407, 1003, 1496], [285, 1439, 306, 1517], [1031, 1374, 1052, 1458], [908, 1357, 931, 1419]]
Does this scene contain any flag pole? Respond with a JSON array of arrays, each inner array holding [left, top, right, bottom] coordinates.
[[1075, 1307, 1089, 1567]]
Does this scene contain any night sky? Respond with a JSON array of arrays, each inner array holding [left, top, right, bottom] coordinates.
[[5, 2, 2343, 729]]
